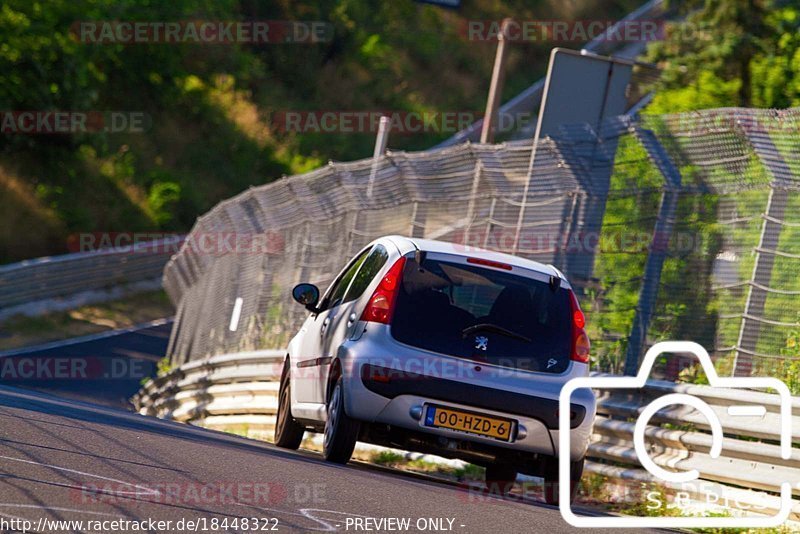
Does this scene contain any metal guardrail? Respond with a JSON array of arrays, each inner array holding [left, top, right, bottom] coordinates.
[[591, 381, 800, 520], [0, 236, 182, 319], [134, 351, 800, 521], [134, 350, 284, 428]]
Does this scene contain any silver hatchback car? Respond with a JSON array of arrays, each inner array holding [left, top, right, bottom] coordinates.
[[275, 236, 596, 503]]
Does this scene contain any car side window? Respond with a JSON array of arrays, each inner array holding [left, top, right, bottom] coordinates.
[[343, 244, 389, 303], [319, 248, 370, 311]]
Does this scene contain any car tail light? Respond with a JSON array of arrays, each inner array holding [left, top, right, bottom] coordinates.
[[361, 257, 407, 324], [568, 289, 591, 364]]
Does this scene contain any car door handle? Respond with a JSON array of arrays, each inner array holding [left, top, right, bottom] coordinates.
[[320, 317, 330, 335], [347, 312, 357, 327]]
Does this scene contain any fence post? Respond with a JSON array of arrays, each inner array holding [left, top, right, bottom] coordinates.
[[733, 187, 788, 376], [482, 197, 497, 248], [558, 134, 616, 291], [551, 191, 579, 270], [296, 221, 312, 284], [480, 18, 512, 144], [464, 160, 484, 245], [366, 116, 390, 198], [624, 127, 682, 376], [344, 116, 392, 251], [733, 115, 793, 376], [512, 137, 542, 255]]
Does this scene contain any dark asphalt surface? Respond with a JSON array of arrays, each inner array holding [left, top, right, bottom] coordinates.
[[0, 320, 171, 409], [0, 323, 667, 533], [0, 385, 667, 534]]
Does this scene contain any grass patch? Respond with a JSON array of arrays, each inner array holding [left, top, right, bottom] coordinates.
[[371, 450, 406, 465], [0, 290, 174, 351], [368, 450, 484, 482], [222, 425, 251, 438], [451, 462, 485, 481]]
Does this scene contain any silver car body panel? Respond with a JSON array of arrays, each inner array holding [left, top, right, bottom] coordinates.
[[286, 235, 596, 461]]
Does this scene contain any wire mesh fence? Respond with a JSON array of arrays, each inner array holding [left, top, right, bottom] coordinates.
[[163, 107, 800, 384]]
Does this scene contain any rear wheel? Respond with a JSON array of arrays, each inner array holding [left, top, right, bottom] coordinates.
[[542, 457, 584, 505], [322, 378, 360, 464], [274, 362, 304, 449], [485, 464, 517, 496]]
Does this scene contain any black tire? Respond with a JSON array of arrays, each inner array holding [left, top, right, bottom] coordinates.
[[485, 464, 517, 496], [542, 457, 584, 506], [322, 378, 360, 464], [274, 362, 304, 449]]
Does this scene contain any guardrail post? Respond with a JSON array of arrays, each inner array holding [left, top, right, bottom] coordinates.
[[624, 127, 682, 376]]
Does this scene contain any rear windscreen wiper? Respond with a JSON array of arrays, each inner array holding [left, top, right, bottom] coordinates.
[[461, 323, 531, 343]]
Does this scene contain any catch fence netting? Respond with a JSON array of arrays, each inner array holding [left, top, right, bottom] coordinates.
[[163, 107, 800, 383]]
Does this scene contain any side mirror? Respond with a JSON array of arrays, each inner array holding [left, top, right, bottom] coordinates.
[[292, 283, 320, 312]]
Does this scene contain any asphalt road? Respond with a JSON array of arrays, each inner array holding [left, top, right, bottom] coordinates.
[[0, 320, 170, 408], [0, 321, 670, 533], [0, 384, 670, 534]]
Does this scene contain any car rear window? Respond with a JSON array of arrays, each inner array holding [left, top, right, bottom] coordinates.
[[391, 255, 572, 373]]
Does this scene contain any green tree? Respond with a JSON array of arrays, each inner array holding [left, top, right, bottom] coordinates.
[[647, 0, 800, 111]]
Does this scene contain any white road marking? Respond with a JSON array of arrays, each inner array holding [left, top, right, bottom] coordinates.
[[0, 454, 159, 497], [236, 502, 371, 531]]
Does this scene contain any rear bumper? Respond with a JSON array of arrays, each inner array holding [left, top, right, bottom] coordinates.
[[338, 331, 596, 461], [360, 364, 587, 429]]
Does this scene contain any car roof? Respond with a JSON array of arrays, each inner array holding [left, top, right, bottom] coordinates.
[[382, 235, 563, 279]]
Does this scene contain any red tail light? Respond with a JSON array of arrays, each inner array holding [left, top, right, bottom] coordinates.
[[361, 257, 407, 324], [568, 289, 591, 364]]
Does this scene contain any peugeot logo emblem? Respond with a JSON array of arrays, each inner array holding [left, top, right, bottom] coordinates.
[[475, 336, 488, 351]]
